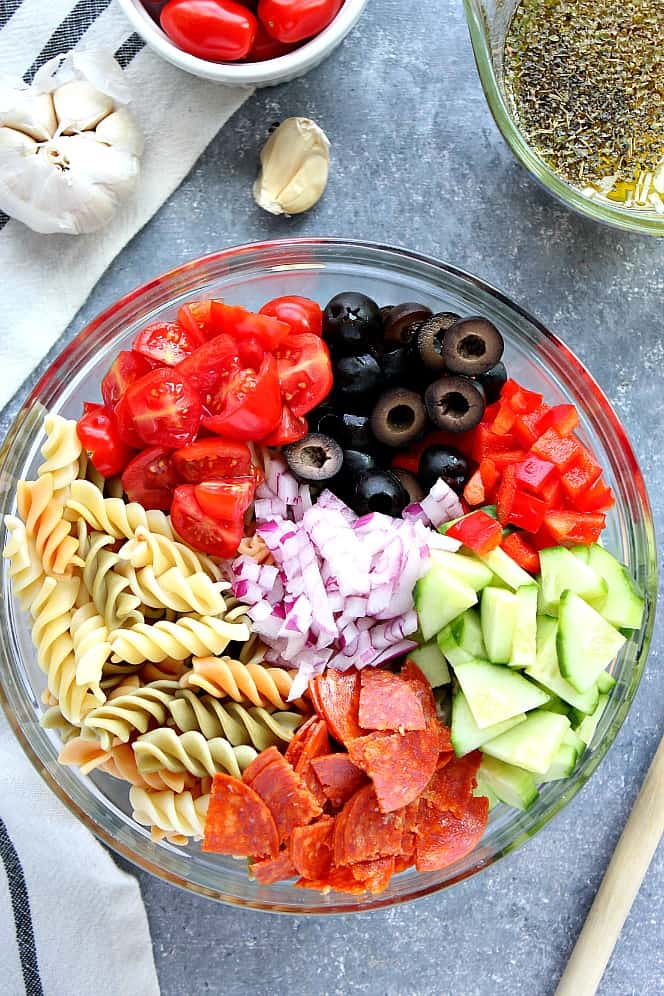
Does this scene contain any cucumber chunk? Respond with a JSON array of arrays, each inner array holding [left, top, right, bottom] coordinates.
[[570, 545, 590, 564], [481, 710, 571, 774], [540, 694, 573, 717], [428, 550, 493, 591], [477, 754, 539, 811], [563, 727, 586, 754], [476, 547, 534, 591], [473, 774, 500, 811], [538, 546, 608, 616], [509, 584, 539, 670], [557, 591, 626, 692], [481, 587, 518, 663], [596, 671, 617, 694], [409, 642, 450, 687], [574, 694, 609, 746], [587, 544, 645, 630], [453, 658, 550, 728], [451, 689, 526, 757], [451, 608, 487, 658], [525, 616, 600, 714], [437, 626, 475, 669], [539, 743, 579, 782], [415, 567, 478, 642]]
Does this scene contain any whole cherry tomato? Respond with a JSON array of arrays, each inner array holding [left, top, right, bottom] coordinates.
[[258, 0, 342, 44], [245, 20, 296, 60], [160, 0, 257, 61], [76, 404, 135, 477], [121, 447, 179, 511], [259, 295, 323, 336]]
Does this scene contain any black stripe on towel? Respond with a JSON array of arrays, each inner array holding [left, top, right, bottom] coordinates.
[[0, 817, 44, 996], [114, 32, 146, 69], [0, 0, 24, 31], [23, 0, 115, 83]]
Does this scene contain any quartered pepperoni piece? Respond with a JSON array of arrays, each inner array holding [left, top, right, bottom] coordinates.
[[347, 727, 439, 813], [310, 754, 368, 810], [334, 785, 405, 866], [415, 795, 489, 872], [202, 773, 278, 859], [421, 751, 482, 819], [249, 750, 323, 842], [358, 668, 426, 732], [251, 849, 297, 885], [290, 816, 335, 881], [295, 867, 372, 896], [350, 856, 396, 894], [285, 716, 330, 769], [312, 670, 366, 745], [242, 746, 282, 787]]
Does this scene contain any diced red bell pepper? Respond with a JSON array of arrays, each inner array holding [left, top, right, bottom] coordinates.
[[539, 473, 564, 508], [447, 510, 503, 556], [543, 510, 606, 546], [479, 458, 500, 494], [471, 425, 517, 462], [482, 401, 501, 423], [570, 476, 614, 513], [531, 428, 582, 470], [490, 449, 529, 469], [463, 469, 485, 507], [491, 400, 517, 436], [496, 464, 517, 525], [501, 532, 540, 574], [513, 405, 549, 448], [505, 490, 547, 533], [538, 404, 579, 436], [514, 456, 558, 497], [502, 380, 544, 414], [560, 447, 602, 502]]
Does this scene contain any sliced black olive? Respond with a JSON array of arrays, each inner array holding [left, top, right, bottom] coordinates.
[[383, 302, 433, 347], [285, 433, 343, 483], [338, 413, 374, 450], [392, 468, 424, 505], [323, 292, 382, 355], [416, 312, 460, 373], [381, 347, 411, 387], [476, 361, 508, 404], [309, 405, 343, 439], [442, 317, 504, 376], [334, 449, 381, 503], [419, 445, 471, 495], [371, 388, 427, 448], [352, 470, 409, 518], [333, 352, 384, 413], [425, 375, 486, 432]]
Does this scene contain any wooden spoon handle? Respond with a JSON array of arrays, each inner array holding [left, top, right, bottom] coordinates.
[[555, 734, 664, 996]]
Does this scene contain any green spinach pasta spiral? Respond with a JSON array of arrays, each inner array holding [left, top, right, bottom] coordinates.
[[133, 728, 258, 779], [168, 689, 304, 750]]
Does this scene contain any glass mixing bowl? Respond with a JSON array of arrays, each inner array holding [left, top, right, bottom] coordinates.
[[0, 239, 657, 913], [464, 0, 664, 237]]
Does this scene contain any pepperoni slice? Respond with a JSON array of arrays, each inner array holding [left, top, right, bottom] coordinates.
[[251, 849, 297, 885], [313, 670, 366, 744], [350, 856, 395, 894], [394, 848, 416, 874], [310, 754, 369, 810], [421, 751, 481, 819], [249, 752, 323, 842], [285, 716, 330, 768], [358, 669, 426, 732], [202, 773, 279, 859], [347, 727, 439, 813], [415, 795, 489, 872], [401, 659, 438, 723], [242, 746, 282, 787], [334, 785, 405, 866], [290, 816, 335, 880], [295, 867, 372, 895]]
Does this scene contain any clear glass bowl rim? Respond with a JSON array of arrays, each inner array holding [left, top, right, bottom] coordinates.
[[0, 238, 657, 914]]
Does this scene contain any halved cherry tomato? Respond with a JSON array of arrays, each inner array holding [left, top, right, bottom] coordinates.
[[259, 296, 323, 337], [261, 403, 308, 445], [177, 301, 217, 340], [117, 368, 203, 448], [171, 484, 245, 557], [245, 20, 295, 60], [121, 447, 179, 511], [274, 333, 333, 416], [258, 0, 342, 43], [176, 333, 240, 406], [133, 321, 204, 367], [76, 405, 135, 477], [209, 302, 290, 351], [173, 437, 253, 482], [194, 477, 256, 521], [101, 350, 156, 411], [160, 0, 257, 61], [203, 353, 282, 439]]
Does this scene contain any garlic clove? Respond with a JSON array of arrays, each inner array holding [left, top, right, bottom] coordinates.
[[0, 126, 38, 153], [95, 107, 144, 157], [1, 91, 57, 141], [253, 117, 330, 216], [53, 80, 114, 134]]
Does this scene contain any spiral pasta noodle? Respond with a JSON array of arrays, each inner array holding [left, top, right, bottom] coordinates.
[[82, 680, 180, 750], [100, 742, 196, 794], [18, 474, 83, 576], [133, 728, 258, 779], [119, 525, 223, 581], [180, 656, 297, 710], [130, 786, 210, 841], [82, 531, 143, 630], [38, 414, 83, 501], [3, 516, 44, 610], [237, 533, 273, 565], [70, 601, 111, 693], [58, 736, 112, 775], [168, 689, 304, 750], [39, 704, 81, 744], [67, 480, 175, 541], [109, 614, 250, 666]]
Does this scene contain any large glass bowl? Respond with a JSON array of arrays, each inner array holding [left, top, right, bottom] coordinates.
[[0, 239, 657, 913]]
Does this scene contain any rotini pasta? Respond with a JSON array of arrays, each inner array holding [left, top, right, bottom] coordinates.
[[119, 525, 223, 581], [179, 656, 297, 710], [168, 689, 304, 749], [3, 515, 44, 610], [58, 736, 112, 775], [99, 742, 196, 794], [70, 601, 111, 693], [18, 474, 83, 576], [39, 704, 81, 744], [123, 565, 227, 616], [38, 414, 83, 501], [133, 728, 257, 779], [237, 533, 272, 565], [66, 480, 175, 541], [82, 680, 180, 750], [130, 786, 210, 841], [82, 530, 143, 630], [109, 614, 250, 666]]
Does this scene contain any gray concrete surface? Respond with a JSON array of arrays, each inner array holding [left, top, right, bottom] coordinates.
[[1, 2, 663, 994]]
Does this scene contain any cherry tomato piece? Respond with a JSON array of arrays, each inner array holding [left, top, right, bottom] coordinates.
[[261, 403, 308, 445], [133, 320, 204, 367], [176, 333, 240, 406], [194, 477, 256, 521], [171, 484, 245, 557], [177, 300, 217, 340], [258, 0, 342, 43], [209, 301, 290, 351], [173, 437, 253, 482], [160, 0, 257, 61], [274, 333, 333, 416], [259, 295, 323, 336], [203, 353, 282, 440], [118, 368, 203, 448], [76, 404, 135, 477], [101, 350, 156, 411], [121, 447, 179, 511]]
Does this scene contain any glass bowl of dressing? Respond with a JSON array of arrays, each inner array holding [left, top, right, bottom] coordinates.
[[464, 0, 664, 236]]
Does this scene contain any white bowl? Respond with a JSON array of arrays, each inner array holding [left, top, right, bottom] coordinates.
[[117, 0, 369, 86]]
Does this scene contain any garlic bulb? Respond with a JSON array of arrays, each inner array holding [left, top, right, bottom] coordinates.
[[254, 117, 330, 216], [0, 50, 143, 235]]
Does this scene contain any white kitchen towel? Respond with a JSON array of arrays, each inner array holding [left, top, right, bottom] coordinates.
[[0, 709, 159, 996], [0, 0, 255, 412]]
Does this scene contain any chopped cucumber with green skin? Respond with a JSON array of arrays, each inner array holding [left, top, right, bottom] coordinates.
[[481, 710, 570, 774], [525, 616, 600, 713], [474, 774, 500, 810], [557, 591, 626, 692], [415, 567, 478, 642], [409, 641, 450, 687], [562, 727, 585, 754], [451, 608, 487, 658], [586, 544, 645, 630], [570, 545, 590, 564], [437, 626, 475, 668], [574, 694, 609, 746], [509, 584, 538, 670], [539, 694, 573, 717], [596, 671, 616, 693], [538, 546, 608, 616], [481, 587, 518, 663], [475, 546, 534, 591], [539, 743, 579, 782], [428, 550, 493, 591], [451, 689, 526, 757], [453, 658, 550, 729], [477, 755, 539, 811]]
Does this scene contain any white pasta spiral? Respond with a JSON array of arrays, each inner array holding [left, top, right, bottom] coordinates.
[[83, 531, 143, 630], [3, 515, 44, 610], [119, 525, 223, 581], [38, 414, 83, 501], [18, 474, 83, 576], [133, 728, 257, 779], [130, 786, 210, 841], [82, 680, 180, 749], [168, 689, 304, 749], [123, 565, 227, 616], [70, 601, 111, 693], [67, 480, 174, 541], [110, 615, 250, 666]]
